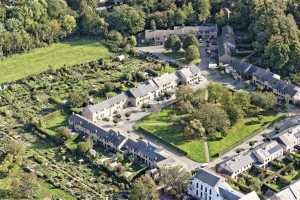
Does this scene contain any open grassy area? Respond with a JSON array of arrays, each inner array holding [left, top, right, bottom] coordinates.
[[208, 114, 285, 158], [135, 109, 206, 162], [0, 39, 110, 83]]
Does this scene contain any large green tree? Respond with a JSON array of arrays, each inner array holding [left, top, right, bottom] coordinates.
[[129, 175, 159, 200], [107, 5, 145, 34]]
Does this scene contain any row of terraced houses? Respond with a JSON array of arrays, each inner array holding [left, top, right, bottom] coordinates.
[[219, 25, 300, 103], [82, 65, 203, 121]]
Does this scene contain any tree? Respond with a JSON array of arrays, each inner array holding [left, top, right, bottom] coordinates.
[[127, 35, 137, 47], [251, 91, 277, 110], [77, 137, 93, 155], [264, 35, 290, 73], [233, 91, 251, 112], [68, 92, 85, 108], [215, 9, 226, 26], [174, 9, 187, 26], [164, 34, 181, 52], [185, 45, 199, 63], [107, 5, 145, 34], [183, 119, 205, 138], [198, 0, 211, 23], [225, 103, 243, 125], [159, 166, 191, 199], [193, 103, 230, 135], [176, 85, 194, 102], [62, 15, 77, 34], [129, 175, 159, 200], [182, 34, 199, 50], [108, 31, 124, 46]]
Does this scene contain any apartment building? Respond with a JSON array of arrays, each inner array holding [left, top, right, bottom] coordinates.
[[82, 93, 128, 121], [128, 81, 158, 107], [176, 66, 203, 85], [144, 25, 218, 45]]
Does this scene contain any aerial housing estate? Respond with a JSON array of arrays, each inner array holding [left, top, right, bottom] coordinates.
[[219, 25, 300, 103], [70, 65, 203, 168]]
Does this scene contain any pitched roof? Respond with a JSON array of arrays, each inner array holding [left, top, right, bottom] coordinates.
[[122, 139, 166, 162], [128, 81, 157, 98], [219, 152, 256, 174], [239, 191, 260, 200], [152, 73, 179, 88], [278, 133, 297, 147], [69, 114, 126, 148], [145, 25, 217, 40], [253, 141, 283, 162], [84, 93, 128, 113], [194, 169, 223, 187]]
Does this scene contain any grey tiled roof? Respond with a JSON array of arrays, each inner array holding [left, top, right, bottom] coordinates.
[[69, 114, 126, 148], [219, 153, 256, 175], [84, 93, 128, 113], [128, 82, 157, 98], [219, 186, 243, 200], [194, 169, 223, 187], [122, 139, 166, 162]]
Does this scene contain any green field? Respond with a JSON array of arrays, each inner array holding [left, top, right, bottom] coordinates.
[[208, 114, 285, 158], [0, 39, 109, 83], [135, 109, 206, 162]]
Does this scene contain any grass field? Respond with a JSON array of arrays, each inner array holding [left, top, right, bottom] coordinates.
[[135, 109, 206, 162], [208, 114, 284, 158], [0, 39, 110, 84]]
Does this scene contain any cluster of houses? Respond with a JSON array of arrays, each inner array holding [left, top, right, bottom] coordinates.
[[143, 25, 218, 45], [219, 25, 300, 103], [82, 65, 203, 121], [267, 179, 300, 200], [217, 125, 300, 178], [188, 168, 260, 200], [69, 113, 167, 168]]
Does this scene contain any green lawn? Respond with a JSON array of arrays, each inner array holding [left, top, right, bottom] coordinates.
[[43, 110, 67, 129], [208, 114, 284, 158], [135, 109, 206, 162], [0, 39, 110, 83]]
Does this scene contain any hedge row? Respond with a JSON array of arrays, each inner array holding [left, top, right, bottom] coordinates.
[[137, 127, 187, 156]]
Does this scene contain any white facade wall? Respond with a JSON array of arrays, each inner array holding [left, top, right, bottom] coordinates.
[[188, 180, 223, 200]]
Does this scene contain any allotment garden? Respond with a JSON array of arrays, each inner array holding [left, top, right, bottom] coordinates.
[[0, 51, 175, 199]]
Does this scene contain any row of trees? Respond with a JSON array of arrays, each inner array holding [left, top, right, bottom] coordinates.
[[0, 0, 77, 56], [176, 83, 277, 139], [230, 0, 300, 76]]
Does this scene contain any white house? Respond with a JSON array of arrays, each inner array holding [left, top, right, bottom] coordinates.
[[176, 66, 203, 85], [217, 152, 256, 178], [188, 169, 260, 200], [151, 73, 179, 96], [128, 81, 158, 107], [277, 132, 298, 153], [82, 93, 128, 121], [253, 141, 284, 168]]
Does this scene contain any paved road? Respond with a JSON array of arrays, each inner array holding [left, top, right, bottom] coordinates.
[[96, 103, 201, 171], [207, 115, 300, 169]]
